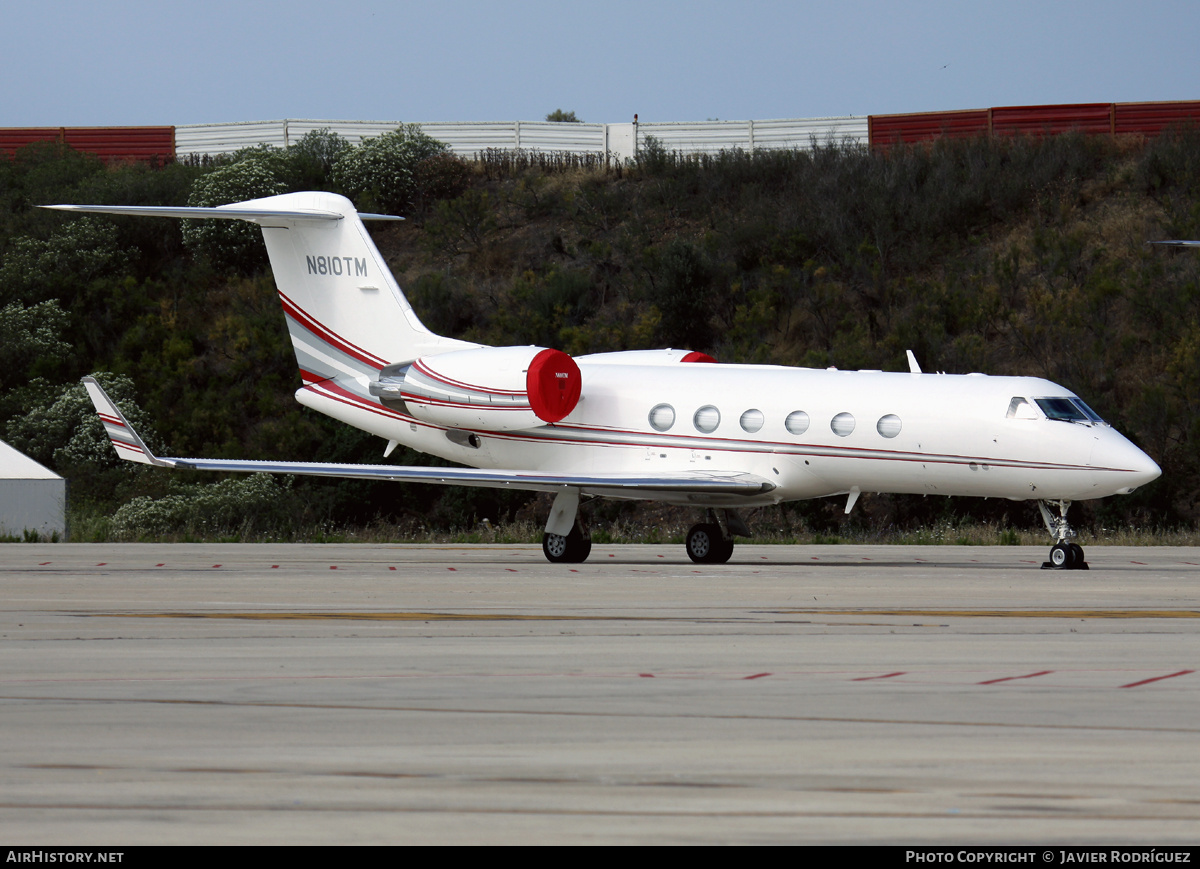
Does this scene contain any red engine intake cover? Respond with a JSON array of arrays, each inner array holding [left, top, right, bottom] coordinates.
[[526, 348, 582, 423]]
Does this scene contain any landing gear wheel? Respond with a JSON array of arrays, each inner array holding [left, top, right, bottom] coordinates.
[[1048, 542, 1076, 570], [1069, 543, 1088, 570], [711, 535, 735, 564], [542, 526, 592, 564], [686, 523, 733, 564]]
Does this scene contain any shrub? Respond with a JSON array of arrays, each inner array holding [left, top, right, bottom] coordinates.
[[330, 124, 449, 215], [183, 155, 287, 271]]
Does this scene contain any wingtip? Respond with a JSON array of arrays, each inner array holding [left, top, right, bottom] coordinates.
[[81, 377, 159, 466]]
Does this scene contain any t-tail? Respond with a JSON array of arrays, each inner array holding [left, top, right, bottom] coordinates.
[[43, 192, 476, 388]]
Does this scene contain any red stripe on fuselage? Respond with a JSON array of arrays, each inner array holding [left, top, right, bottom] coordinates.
[[410, 359, 526, 397], [278, 291, 388, 370]]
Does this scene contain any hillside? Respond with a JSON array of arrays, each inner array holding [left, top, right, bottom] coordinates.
[[1, 130, 1197, 540]]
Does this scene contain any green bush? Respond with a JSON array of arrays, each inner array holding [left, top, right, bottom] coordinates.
[[183, 156, 287, 271], [109, 473, 293, 539], [330, 124, 450, 215]]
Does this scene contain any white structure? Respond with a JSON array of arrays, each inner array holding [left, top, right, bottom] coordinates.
[[175, 116, 869, 162], [0, 440, 66, 541]]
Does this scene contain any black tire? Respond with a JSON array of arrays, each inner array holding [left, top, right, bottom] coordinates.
[[686, 523, 730, 564], [710, 535, 734, 564], [1049, 542, 1075, 569], [542, 526, 591, 563]]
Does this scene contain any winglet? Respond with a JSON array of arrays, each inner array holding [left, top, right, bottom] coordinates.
[[82, 377, 169, 467]]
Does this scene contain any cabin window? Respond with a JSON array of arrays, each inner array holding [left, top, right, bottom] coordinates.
[[831, 412, 855, 437], [648, 403, 676, 431], [1006, 397, 1038, 419], [785, 410, 810, 435], [739, 409, 764, 433], [693, 405, 721, 433], [1035, 397, 1089, 422], [876, 414, 902, 438]]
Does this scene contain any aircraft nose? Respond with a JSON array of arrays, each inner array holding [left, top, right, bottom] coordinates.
[[1099, 434, 1161, 494], [1127, 446, 1162, 492]]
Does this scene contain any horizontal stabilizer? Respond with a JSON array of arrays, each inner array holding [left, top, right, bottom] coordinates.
[[82, 378, 775, 499], [41, 204, 403, 224]]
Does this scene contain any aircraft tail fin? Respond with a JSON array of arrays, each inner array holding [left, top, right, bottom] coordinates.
[[46, 194, 476, 386]]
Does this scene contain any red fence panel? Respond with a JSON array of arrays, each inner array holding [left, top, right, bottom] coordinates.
[[870, 110, 988, 145], [990, 103, 1113, 136], [0, 128, 65, 158], [0, 127, 175, 163], [1114, 101, 1200, 136]]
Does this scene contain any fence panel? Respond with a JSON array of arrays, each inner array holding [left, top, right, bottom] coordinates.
[[1114, 101, 1200, 136], [991, 103, 1113, 136]]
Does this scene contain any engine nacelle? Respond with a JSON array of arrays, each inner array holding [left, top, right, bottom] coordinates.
[[370, 345, 581, 431]]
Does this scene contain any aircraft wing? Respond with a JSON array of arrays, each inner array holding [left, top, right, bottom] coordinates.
[[82, 378, 776, 499]]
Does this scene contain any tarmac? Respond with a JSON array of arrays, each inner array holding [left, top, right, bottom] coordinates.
[[1, 542, 1198, 844]]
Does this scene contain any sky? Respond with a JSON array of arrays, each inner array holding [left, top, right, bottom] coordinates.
[[5, 0, 1199, 127]]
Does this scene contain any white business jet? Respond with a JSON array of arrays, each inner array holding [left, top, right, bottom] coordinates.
[[46, 192, 1161, 568]]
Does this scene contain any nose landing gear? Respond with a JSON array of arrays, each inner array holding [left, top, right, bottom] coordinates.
[[1039, 500, 1089, 570]]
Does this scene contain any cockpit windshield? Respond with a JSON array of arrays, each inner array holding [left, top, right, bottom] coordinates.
[[1033, 397, 1105, 424]]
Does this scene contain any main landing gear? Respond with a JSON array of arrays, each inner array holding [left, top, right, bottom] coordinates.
[[1038, 499, 1088, 570], [539, 492, 749, 565], [685, 509, 749, 564], [542, 522, 592, 564]]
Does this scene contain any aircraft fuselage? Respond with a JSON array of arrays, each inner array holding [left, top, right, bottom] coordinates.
[[297, 363, 1160, 508]]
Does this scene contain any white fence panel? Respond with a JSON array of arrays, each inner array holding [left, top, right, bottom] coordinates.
[[638, 117, 867, 154], [283, 120, 400, 147], [176, 116, 869, 159], [638, 121, 753, 155], [176, 121, 288, 156], [751, 116, 869, 150]]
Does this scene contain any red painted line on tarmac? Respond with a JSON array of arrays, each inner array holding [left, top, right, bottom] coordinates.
[[569, 569, 579, 573], [447, 567, 456, 571], [505, 568, 517, 572], [639, 673, 654, 678], [389, 566, 396, 571], [330, 566, 337, 570], [270, 565, 279, 569], [979, 670, 1053, 685], [96, 563, 106, 566], [156, 563, 164, 567], [1131, 561, 1146, 565], [852, 671, 907, 681], [1119, 669, 1195, 688], [39, 562, 50, 565], [608, 554, 615, 557], [744, 672, 772, 680], [1182, 562, 1199, 565], [212, 565, 221, 568]]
